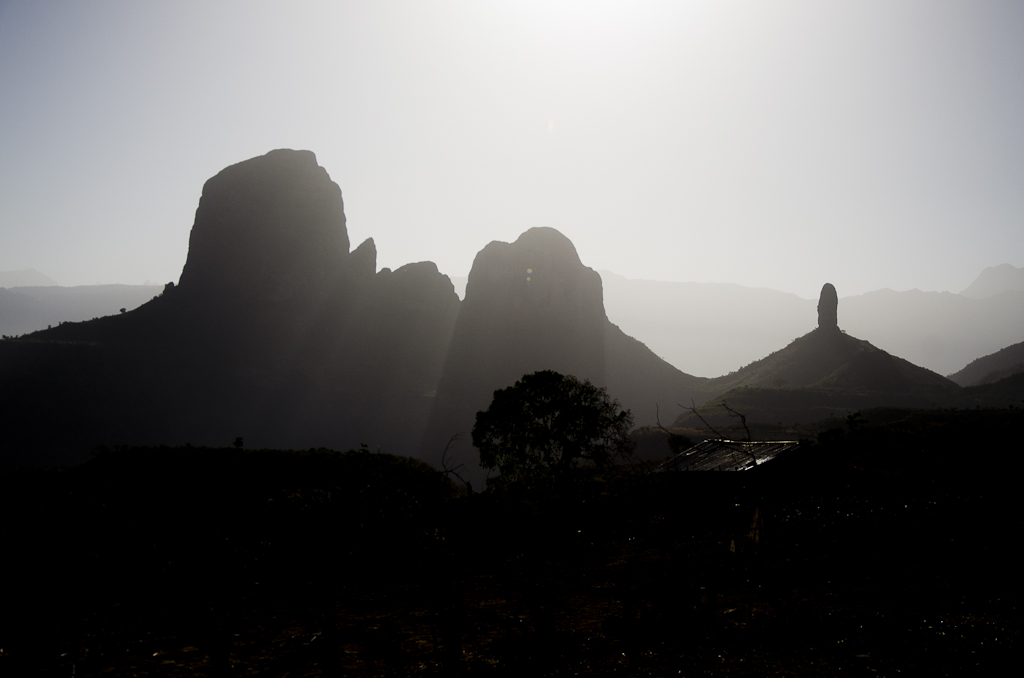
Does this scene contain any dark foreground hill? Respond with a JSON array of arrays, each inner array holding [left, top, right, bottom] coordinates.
[[2, 407, 1018, 676]]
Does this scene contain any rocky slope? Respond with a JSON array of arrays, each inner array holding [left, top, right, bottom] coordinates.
[[674, 284, 963, 427]]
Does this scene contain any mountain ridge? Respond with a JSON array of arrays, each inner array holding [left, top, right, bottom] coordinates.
[[673, 285, 963, 427], [949, 340, 1024, 386], [599, 272, 1024, 377], [0, 151, 708, 473], [959, 263, 1024, 299]]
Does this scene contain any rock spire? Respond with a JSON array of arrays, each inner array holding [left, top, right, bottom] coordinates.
[[818, 283, 838, 329]]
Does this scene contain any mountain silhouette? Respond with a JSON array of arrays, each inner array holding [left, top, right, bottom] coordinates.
[[597, 271, 816, 378], [0, 284, 161, 337], [949, 340, 1024, 386], [598, 272, 1024, 379], [0, 150, 460, 466], [960, 263, 1024, 299], [674, 284, 963, 427], [7, 150, 1015, 471], [0, 268, 58, 287], [422, 227, 710, 474], [838, 288, 1024, 377], [0, 151, 709, 471]]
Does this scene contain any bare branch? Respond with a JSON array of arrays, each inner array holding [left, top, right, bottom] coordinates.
[[678, 399, 759, 466], [440, 433, 472, 494], [721, 400, 751, 442], [652, 402, 695, 464], [679, 398, 727, 440], [654, 402, 674, 436]]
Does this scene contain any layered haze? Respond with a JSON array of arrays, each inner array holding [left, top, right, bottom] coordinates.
[[2, 150, 1022, 473], [1, 1, 1022, 298], [598, 268, 1024, 378]]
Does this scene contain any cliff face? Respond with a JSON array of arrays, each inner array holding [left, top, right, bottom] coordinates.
[[178, 149, 350, 304]]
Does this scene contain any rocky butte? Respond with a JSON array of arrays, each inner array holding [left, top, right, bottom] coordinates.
[[0, 150, 709, 470], [0, 150, 461, 465]]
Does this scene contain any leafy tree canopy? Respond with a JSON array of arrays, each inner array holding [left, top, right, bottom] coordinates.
[[472, 370, 635, 488]]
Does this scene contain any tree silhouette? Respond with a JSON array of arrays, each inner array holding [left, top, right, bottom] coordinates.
[[472, 370, 634, 488]]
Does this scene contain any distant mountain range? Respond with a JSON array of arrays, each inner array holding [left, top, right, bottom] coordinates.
[[948, 340, 1024, 386], [9, 267, 1021, 381], [0, 150, 704, 474], [672, 285, 1024, 429], [0, 284, 161, 337], [673, 285, 963, 428], [0, 268, 57, 287], [5, 264, 1021, 381], [2, 149, 1021, 472], [959, 263, 1024, 299], [599, 270, 1024, 378]]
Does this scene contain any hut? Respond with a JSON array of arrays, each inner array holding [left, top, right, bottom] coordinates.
[[652, 439, 800, 472]]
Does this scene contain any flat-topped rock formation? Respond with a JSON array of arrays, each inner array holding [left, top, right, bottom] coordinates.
[[0, 150, 460, 466], [178, 149, 350, 304]]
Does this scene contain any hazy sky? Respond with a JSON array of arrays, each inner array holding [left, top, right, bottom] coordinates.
[[1, 1, 1022, 298]]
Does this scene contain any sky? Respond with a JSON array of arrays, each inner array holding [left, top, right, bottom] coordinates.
[[1, 0, 1022, 299]]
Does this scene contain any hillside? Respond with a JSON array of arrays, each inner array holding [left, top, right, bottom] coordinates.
[[948, 340, 1024, 386], [674, 284, 962, 427], [840, 287, 1024, 377], [0, 284, 162, 337]]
